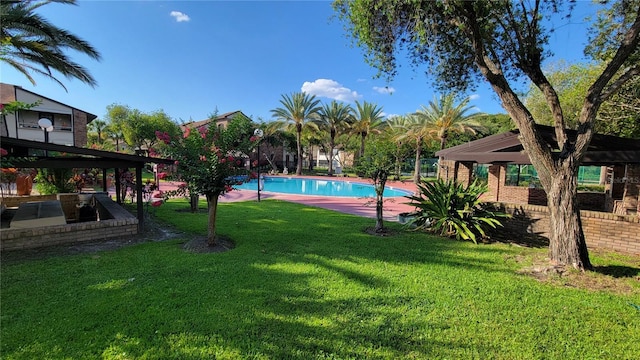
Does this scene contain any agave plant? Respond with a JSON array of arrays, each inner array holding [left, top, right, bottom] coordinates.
[[405, 178, 508, 243]]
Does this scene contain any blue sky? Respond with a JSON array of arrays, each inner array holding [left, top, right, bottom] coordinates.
[[0, 0, 596, 123]]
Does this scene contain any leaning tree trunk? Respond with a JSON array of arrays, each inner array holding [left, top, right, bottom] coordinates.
[[546, 164, 592, 270], [205, 192, 221, 246]]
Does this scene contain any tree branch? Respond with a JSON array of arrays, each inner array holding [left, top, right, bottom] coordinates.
[[575, 10, 640, 155]]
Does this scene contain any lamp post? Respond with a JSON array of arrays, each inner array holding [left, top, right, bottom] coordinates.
[[254, 128, 264, 202], [38, 118, 54, 156]]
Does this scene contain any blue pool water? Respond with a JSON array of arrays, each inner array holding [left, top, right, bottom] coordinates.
[[234, 177, 411, 198]]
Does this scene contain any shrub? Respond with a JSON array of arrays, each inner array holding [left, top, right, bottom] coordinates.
[[405, 178, 508, 243]]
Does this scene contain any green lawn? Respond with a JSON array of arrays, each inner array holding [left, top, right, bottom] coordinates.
[[1, 199, 639, 359]]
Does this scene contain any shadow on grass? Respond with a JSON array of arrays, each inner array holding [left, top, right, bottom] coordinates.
[[593, 265, 640, 278], [4, 199, 636, 358]]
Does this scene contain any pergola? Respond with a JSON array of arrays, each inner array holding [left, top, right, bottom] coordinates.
[[1, 136, 175, 231], [435, 124, 640, 165], [434, 125, 640, 212]]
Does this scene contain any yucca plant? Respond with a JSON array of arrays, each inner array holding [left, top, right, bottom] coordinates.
[[405, 178, 508, 243]]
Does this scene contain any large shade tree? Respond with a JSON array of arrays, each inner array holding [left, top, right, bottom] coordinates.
[[334, 0, 640, 270], [525, 61, 640, 138], [0, 0, 101, 90], [315, 100, 354, 175], [271, 92, 322, 175], [122, 109, 180, 154]]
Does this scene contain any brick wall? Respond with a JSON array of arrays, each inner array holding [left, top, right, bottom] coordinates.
[[438, 160, 456, 182], [493, 203, 640, 255], [1, 219, 138, 251], [73, 109, 88, 147], [1, 194, 138, 251], [455, 162, 474, 186]]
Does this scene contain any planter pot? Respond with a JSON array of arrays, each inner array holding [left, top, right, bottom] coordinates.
[[397, 212, 415, 224], [16, 175, 33, 196]]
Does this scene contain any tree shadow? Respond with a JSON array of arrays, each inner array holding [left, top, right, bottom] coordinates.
[[593, 265, 640, 278], [487, 204, 549, 248]]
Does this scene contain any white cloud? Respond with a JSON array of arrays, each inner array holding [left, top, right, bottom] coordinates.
[[469, 94, 480, 101], [373, 86, 395, 95], [301, 79, 361, 102], [170, 11, 190, 22]]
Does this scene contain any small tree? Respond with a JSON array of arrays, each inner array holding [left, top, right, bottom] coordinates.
[[355, 136, 396, 233], [155, 115, 258, 246]]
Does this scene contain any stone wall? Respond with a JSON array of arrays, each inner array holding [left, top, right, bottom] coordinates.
[[493, 203, 640, 255]]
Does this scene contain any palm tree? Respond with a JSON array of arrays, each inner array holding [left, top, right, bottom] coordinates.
[[315, 100, 354, 175], [417, 93, 484, 151], [352, 101, 385, 160], [0, 0, 101, 90], [401, 113, 436, 183], [416, 93, 483, 180], [271, 92, 322, 175], [104, 122, 124, 152], [87, 119, 106, 145], [384, 115, 413, 180]]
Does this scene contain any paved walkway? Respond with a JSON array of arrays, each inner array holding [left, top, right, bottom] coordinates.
[[156, 176, 419, 222]]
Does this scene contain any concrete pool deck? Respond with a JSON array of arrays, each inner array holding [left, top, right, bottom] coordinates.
[[157, 176, 419, 222]]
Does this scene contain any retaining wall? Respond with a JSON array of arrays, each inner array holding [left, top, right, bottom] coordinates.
[[1, 193, 138, 251], [494, 203, 640, 255]]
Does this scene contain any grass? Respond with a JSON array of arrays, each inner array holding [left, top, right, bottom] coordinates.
[[1, 199, 640, 359]]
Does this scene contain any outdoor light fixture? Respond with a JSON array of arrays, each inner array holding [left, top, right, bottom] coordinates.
[[254, 128, 264, 202], [38, 118, 54, 156], [38, 118, 54, 143]]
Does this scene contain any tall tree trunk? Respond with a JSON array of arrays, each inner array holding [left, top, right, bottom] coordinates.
[[413, 137, 422, 184], [328, 141, 335, 176], [546, 164, 592, 270], [296, 126, 303, 175], [359, 132, 366, 159], [206, 192, 221, 246]]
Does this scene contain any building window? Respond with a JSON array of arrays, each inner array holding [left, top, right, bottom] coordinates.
[[472, 164, 489, 185], [505, 164, 539, 187], [17, 111, 72, 131], [53, 113, 72, 131], [17, 110, 40, 129]]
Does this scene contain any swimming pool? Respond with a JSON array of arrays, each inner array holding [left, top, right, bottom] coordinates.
[[234, 177, 412, 198]]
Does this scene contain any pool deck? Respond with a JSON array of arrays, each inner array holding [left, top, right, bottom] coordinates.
[[157, 175, 419, 222]]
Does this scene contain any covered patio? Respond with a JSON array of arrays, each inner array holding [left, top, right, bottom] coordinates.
[[1, 136, 174, 232], [435, 125, 640, 215]]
